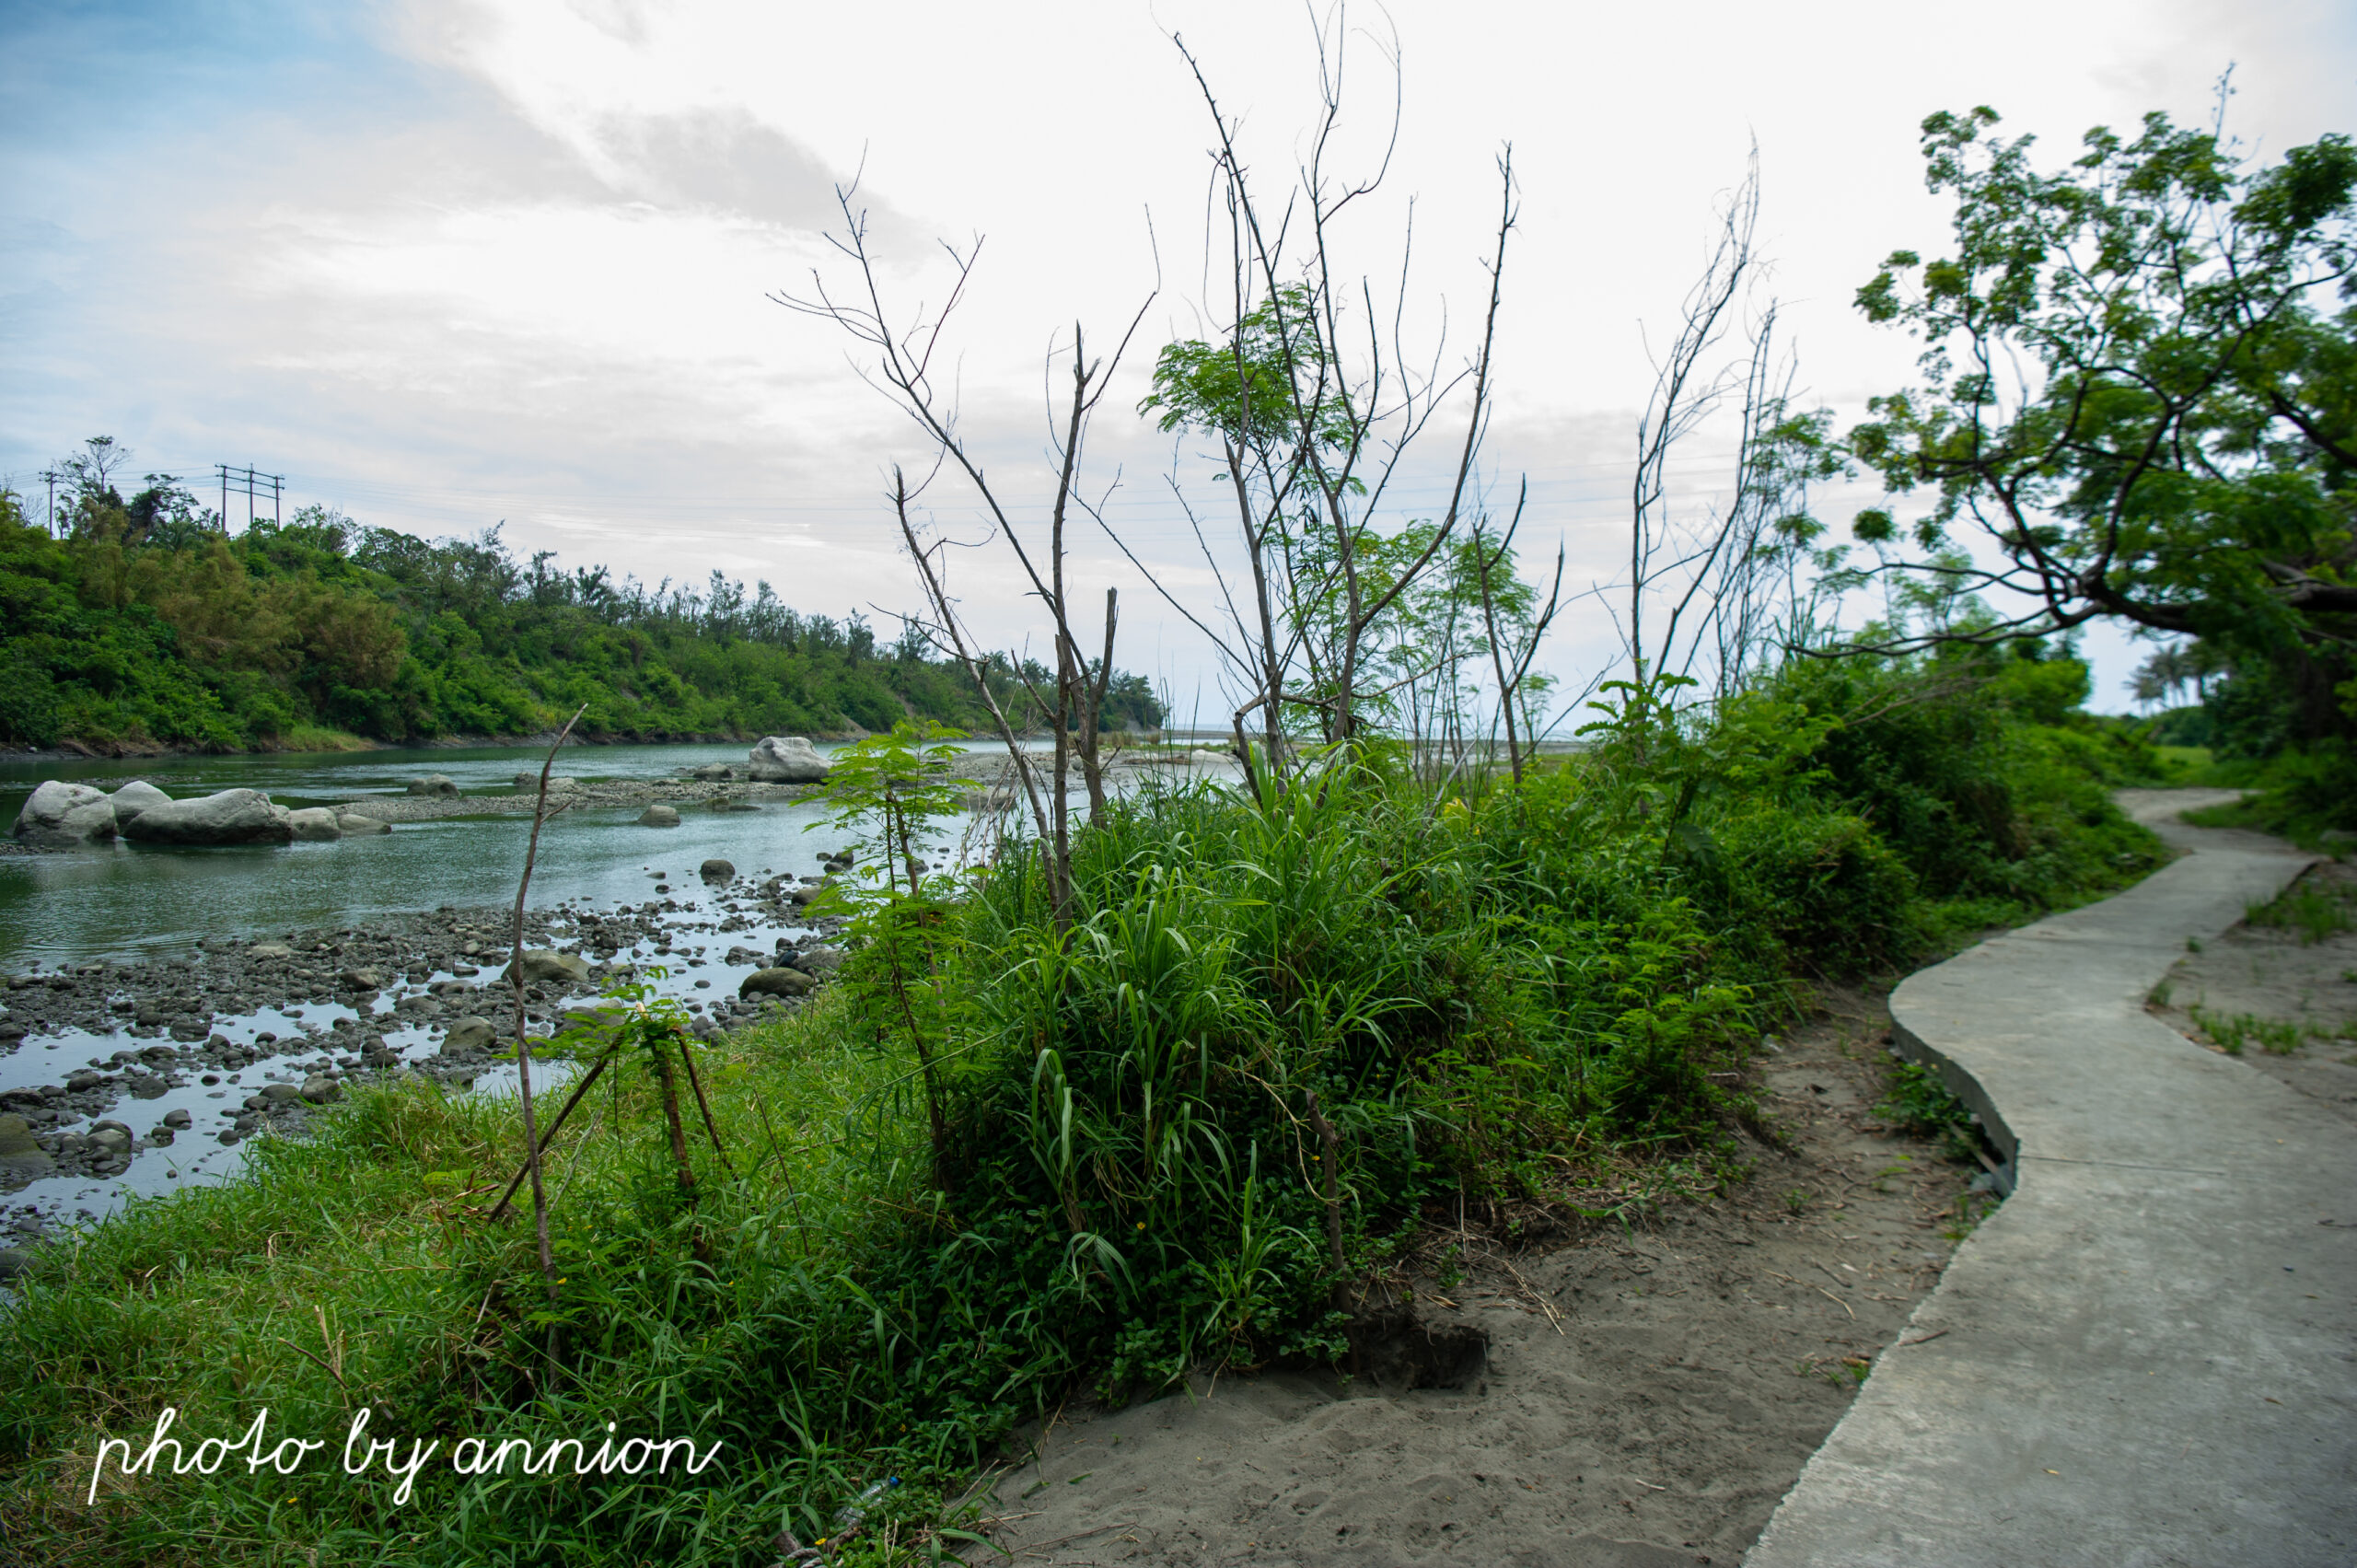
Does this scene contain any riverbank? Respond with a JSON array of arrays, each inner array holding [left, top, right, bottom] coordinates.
[[0, 865, 853, 1238], [2, 728, 875, 767]]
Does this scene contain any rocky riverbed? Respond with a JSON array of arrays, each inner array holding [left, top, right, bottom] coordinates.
[[0, 854, 865, 1250]]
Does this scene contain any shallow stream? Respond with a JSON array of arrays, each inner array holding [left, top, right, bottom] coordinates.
[[0, 740, 971, 1230]]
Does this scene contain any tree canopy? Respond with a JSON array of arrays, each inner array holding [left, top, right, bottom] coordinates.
[[1847, 99, 2356, 676]]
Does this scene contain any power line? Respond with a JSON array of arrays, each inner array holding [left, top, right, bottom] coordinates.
[[215, 464, 284, 532]]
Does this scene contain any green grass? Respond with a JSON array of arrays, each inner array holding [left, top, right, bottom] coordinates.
[[2245, 877, 2357, 946], [2185, 1003, 2308, 1055]]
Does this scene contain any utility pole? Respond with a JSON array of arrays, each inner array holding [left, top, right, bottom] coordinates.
[[40, 469, 61, 538], [214, 463, 284, 534]]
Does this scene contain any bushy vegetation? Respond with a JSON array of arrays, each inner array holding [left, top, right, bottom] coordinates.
[[0, 480, 1162, 753], [0, 658, 2160, 1566]]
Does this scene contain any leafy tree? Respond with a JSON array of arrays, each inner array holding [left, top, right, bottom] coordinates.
[[1847, 98, 2356, 738]]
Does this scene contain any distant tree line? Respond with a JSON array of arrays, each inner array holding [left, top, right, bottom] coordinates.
[[0, 450, 1164, 752]]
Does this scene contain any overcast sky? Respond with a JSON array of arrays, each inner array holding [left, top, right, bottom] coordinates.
[[6, 0, 2352, 720]]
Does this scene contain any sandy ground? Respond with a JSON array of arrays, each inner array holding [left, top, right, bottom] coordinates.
[[2147, 854, 2357, 1128], [962, 994, 1983, 1567]]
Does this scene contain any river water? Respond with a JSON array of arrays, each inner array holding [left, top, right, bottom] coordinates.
[[0, 741, 880, 966], [0, 739, 984, 1228]]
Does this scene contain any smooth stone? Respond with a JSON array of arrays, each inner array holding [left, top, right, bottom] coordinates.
[[0, 1248, 28, 1283], [0, 1115, 56, 1179], [122, 788, 295, 845], [406, 774, 458, 796], [259, 1083, 302, 1104], [638, 805, 682, 828], [108, 779, 174, 827], [739, 967, 816, 1000], [690, 762, 734, 782], [505, 949, 588, 986], [511, 772, 581, 793], [299, 1074, 340, 1105], [441, 1016, 495, 1053], [795, 947, 847, 977], [86, 1126, 132, 1155], [13, 781, 120, 847], [284, 807, 343, 842], [746, 735, 830, 783], [336, 812, 392, 835], [162, 1109, 192, 1129], [700, 858, 736, 882], [340, 967, 388, 991], [250, 943, 293, 958]]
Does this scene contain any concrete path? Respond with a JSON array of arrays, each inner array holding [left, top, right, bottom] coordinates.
[[1747, 791, 2357, 1568]]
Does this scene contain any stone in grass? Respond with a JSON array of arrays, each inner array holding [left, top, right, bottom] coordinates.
[[505, 949, 589, 986], [739, 967, 816, 1000], [638, 805, 682, 828], [794, 947, 847, 978], [300, 1074, 341, 1105], [442, 1016, 496, 1054]]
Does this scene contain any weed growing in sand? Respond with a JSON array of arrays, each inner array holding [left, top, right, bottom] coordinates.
[[1876, 1063, 1984, 1164], [1797, 1353, 1871, 1388], [2187, 1005, 2306, 1055], [1783, 1189, 1813, 1214], [2247, 877, 2357, 946], [1943, 1191, 2002, 1241], [2148, 979, 2174, 1008]]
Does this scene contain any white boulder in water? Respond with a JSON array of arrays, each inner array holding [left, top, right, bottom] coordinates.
[[12, 781, 119, 847], [122, 788, 296, 845], [108, 779, 173, 828], [337, 811, 392, 835], [284, 807, 343, 841], [747, 735, 830, 783]]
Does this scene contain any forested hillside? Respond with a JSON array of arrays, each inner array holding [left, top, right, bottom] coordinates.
[[0, 477, 1162, 753]]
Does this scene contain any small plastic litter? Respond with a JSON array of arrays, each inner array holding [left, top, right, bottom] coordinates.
[[831, 1475, 900, 1533]]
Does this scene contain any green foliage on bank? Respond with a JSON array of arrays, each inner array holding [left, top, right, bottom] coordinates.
[[0, 488, 1162, 752], [0, 656, 2158, 1566]]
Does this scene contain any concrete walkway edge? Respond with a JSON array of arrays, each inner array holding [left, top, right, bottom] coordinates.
[[1744, 793, 2357, 1568]]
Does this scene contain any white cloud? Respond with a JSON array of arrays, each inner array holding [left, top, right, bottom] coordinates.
[[3, 0, 2348, 710]]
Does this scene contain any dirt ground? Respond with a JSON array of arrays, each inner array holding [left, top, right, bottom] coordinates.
[[962, 993, 1984, 1567], [2147, 854, 2357, 1128]]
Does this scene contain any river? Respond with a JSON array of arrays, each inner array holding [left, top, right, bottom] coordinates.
[[0, 738, 988, 1231]]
